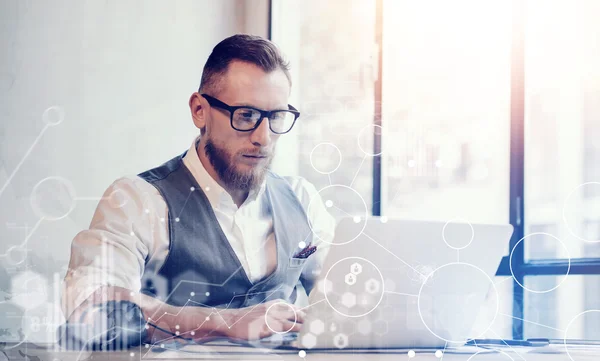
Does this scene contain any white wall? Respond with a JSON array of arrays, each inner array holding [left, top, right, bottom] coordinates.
[[0, 0, 265, 340]]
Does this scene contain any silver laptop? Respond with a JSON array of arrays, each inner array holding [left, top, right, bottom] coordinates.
[[290, 217, 513, 350]]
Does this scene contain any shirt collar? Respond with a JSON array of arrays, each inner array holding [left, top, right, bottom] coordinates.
[[182, 136, 267, 209]]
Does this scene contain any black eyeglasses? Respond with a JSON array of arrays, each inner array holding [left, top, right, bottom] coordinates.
[[201, 94, 300, 134]]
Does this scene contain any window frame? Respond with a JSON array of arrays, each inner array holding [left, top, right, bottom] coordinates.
[[269, 0, 600, 341]]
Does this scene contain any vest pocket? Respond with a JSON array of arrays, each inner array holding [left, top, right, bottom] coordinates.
[[289, 257, 308, 268]]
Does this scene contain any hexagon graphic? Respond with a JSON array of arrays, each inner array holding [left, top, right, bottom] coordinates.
[[341, 292, 357, 308], [345, 273, 357, 286], [310, 319, 325, 335], [301, 333, 317, 349], [365, 278, 380, 294], [350, 263, 363, 275], [333, 333, 348, 349], [317, 278, 333, 294]]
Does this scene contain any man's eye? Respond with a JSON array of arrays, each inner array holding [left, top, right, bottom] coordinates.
[[239, 110, 256, 119]]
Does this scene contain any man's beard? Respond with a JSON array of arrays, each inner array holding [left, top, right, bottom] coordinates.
[[204, 138, 272, 192]]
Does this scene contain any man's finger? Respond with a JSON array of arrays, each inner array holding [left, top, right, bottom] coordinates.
[[281, 320, 302, 333]]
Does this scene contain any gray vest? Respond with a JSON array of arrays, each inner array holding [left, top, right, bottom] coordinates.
[[138, 151, 316, 308]]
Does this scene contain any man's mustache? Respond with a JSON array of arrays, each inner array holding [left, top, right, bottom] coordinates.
[[239, 149, 272, 158]]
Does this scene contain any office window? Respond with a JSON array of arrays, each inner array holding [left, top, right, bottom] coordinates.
[[380, 0, 513, 338], [523, 0, 600, 338], [524, 276, 600, 339], [381, 0, 512, 225], [272, 0, 600, 341], [271, 0, 375, 216]]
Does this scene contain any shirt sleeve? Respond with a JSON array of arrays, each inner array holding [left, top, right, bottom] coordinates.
[[61, 176, 168, 319]]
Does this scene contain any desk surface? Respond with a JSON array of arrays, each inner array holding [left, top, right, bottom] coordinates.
[[4, 343, 598, 361]]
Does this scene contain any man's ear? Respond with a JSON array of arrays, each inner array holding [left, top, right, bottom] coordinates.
[[189, 92, 207, 131]]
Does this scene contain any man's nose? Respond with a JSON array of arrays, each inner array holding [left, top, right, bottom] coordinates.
[[249, 117, 272, 147]]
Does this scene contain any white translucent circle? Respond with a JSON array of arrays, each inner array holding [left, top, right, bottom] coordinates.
[[324, 257, 385, 318], [442, 219, 475, 250], [408, 350, 416, 358], [175, 217, 180, 222], [309, 143, 342, 174], [298, 241, 306, 249], [265, 302, 297, 334], [190, 187, 195, 191], [30, 176, 77, 220], [307, 185, 368, 245], [509, 233, 570, 293], [298, 350, 306, 358], [205, 291, 210, 296], [564, 310, 600, 361], [418, 262, 499, 343], [435, 350, 443, 358], [562, 182, 600, 243], [42, 106, 64, 126], [325, 200, 333, 208], [357, 124, 384, 156], [380, 216, 388, 223], [190, 292, 195, 297], [408, 160, 416, 168], [353, 216, 361, 223]]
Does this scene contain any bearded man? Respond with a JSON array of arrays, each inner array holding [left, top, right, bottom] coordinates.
[[62, 34, 334, 343]]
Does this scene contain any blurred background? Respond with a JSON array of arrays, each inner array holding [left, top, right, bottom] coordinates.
[[1, 0, 599, 346]]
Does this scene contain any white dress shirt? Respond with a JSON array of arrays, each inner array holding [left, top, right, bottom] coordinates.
[[62, 137, 335, 318]]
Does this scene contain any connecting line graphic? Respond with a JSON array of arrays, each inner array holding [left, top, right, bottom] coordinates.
[[499, 313, 565, 333], [494, 277, 513, 287], [176, 187, 195, 220], [19, 217, 44, 248], [361, 232, 427, 279], [331, 205, 354, 219], [147, 285, 284, 327], [349, 155, 367, 188], [327, 174, 332, 185], [142, 286, 285, 357], [0, 125, 50, 199], [145, 227, 316, 320], [487, 328, 527, 361], [440, 341, 448, 361], [298, 298, 326, 312], [0, 218, 45, 258]]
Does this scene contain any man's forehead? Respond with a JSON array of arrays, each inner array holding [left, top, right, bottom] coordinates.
[[218, 61, 290, 109]]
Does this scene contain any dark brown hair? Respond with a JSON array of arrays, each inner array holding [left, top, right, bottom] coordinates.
[[198, 34, 291, 95]]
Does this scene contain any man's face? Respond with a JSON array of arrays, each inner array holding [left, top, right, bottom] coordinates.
[[197, 61, 291, 191]]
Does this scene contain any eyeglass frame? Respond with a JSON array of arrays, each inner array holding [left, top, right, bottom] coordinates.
[[200, 93, 300, 134]]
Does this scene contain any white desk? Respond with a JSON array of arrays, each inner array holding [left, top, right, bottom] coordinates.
[[6, 343, 599, 361]]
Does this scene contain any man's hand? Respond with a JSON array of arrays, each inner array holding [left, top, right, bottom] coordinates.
[[214, 300, 305, 340]]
